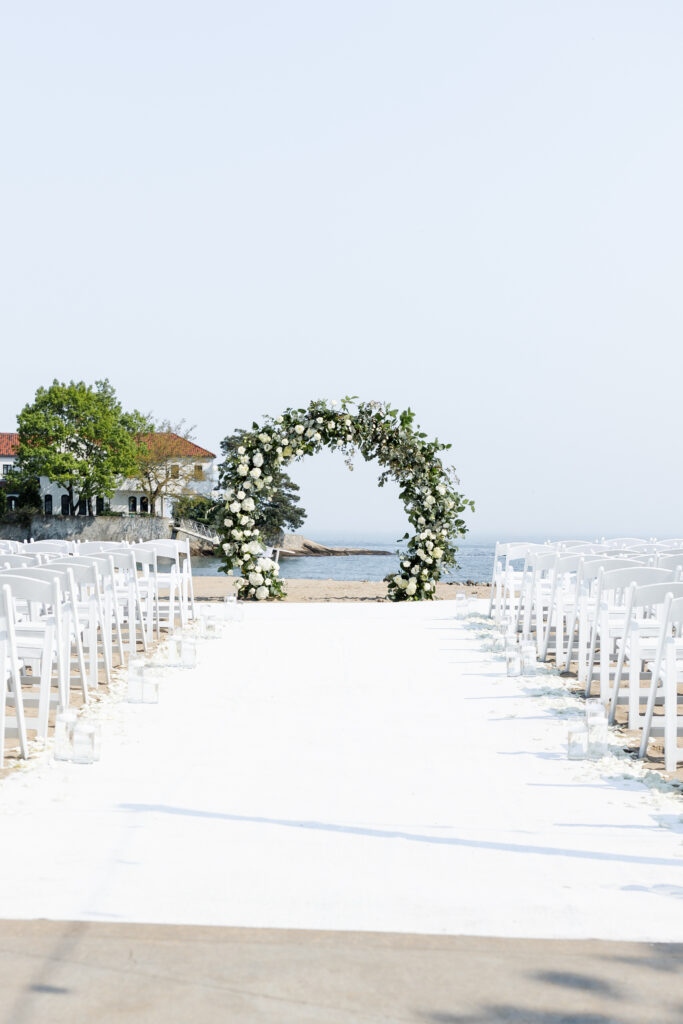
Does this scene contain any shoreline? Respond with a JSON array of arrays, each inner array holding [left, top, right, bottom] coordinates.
[[192, 576, 491, 602]]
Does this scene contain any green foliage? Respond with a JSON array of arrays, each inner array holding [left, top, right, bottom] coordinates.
[[173, 494, 219, 527], [15, 379, 144, 514], [219, 430, 306, 544], [0, 470, 42, 526], [217, 398, 473, 602]]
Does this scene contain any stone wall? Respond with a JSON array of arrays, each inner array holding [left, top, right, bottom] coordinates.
[[0, 515, 174, 544]]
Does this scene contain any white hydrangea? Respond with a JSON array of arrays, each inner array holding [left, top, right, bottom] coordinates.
[[248, 572, 264, 588], [255, 586, 268, 600]]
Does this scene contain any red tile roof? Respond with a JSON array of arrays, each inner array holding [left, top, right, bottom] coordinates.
[[139, 433, 215, 459], [0, 431, 215, 460], [0, 433, 18, 457]]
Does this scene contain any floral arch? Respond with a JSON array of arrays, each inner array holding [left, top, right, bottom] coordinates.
[[217, 398, 473, 601]]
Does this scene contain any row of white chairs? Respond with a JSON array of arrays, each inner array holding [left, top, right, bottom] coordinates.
[[489, 539, 683, 772], [0, 537, 196, 765]]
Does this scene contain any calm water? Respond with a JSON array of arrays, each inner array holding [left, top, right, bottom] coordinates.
[[193, 538, 495, 583]]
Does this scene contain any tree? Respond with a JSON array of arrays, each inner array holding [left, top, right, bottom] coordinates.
[[15, 379, 144, 515], [129, 419, 201, 517], [220, 429, 306, 544]]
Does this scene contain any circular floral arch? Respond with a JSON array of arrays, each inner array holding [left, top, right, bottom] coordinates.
[[217, 398, 473, 601]]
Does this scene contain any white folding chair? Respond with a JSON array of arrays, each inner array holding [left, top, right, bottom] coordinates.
[[608, 581, 683, 728], [0, 574, 67, 738], [585, 566, 675, 702], [1, 583, 28, 763]]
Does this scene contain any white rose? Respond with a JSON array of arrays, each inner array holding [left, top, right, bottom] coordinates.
[[296, 448, 303, 456], [237, 465, 248, 476], [252, 452, 264, 467], [317, 417, 323, 424], [243, 481, 252, 490], [406, 581, 417, 595], [411, 566, 419, 575], [255, 480, 264, 490], [399, 578, 408, 589], [402, 560, 410, 568], [248, 541, 262, 554], [249, 572, 264, 587], [276, 416, 283, 423], [229, 501, 241, 513], [432, 547, 443, 559], [224, 518, 233, 527], [313, 432, 321, 441], [259, 433, 270, 443], [222, 543, 231, 553], [241, 497, 255, 511], [393, 575, 402, 587], [255, 586, 268, 600], [237, 446, 246, 455], [417, 549, 426, 561], [250, 467, 262, 479], [425, 494, 436, 506], [237, 491, 245, 500], [437, 484, 446, 496], [417, 516, 426, 526], [294, 424, 304, 434]]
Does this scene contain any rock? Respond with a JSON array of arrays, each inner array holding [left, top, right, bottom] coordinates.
[[277, 533, 393, 558]]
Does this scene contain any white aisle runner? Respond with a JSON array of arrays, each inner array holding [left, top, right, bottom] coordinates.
[[2, 601, 683, 940]]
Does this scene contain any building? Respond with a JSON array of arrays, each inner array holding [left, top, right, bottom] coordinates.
[[0, 431, 218, 517], [0, 433, 19, 509]]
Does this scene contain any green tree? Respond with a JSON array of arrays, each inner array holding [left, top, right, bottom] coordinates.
[[15, 379, 145, 515], [220, 429, 306, 544], [129, 419, 200, 517]]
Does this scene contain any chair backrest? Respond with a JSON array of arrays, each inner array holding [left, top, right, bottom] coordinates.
[[0, 554, 42, 569], [579, 558, 644, 586], [25, 540, 74, 553], [0, 572, 62, 608], [656, 553, 683, 573], [629, 581, 683, 611], [599, 566, 675, 594]]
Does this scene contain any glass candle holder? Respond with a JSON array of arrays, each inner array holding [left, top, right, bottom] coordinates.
[[180, 638, 198, 669], [585, 698, 606, 723], [127, 659, 146, 703], [568, 723, 589, 760], [140, 666, 162, 703], [587, 717, 608, 759], [72, 722, 97, 764], [201, 613, 226, 640], [506, 639, 521, 677], [54, 711, 77, 761], [455, 593, 467, 618], [521, 638, 537, 675]]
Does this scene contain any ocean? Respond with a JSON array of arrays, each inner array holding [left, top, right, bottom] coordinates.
[[192, 537, 496, 583]]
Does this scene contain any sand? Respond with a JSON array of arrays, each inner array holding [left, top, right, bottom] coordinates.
[[192, 575, 492, 602]]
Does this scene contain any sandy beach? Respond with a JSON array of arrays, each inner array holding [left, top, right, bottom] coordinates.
[[192, 576, 492, 602]]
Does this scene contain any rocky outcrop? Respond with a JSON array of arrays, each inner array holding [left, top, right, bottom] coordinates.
[[277, 533, 393, 558]]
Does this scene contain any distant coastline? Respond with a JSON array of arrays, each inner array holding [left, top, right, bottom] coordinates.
[[278, 533, 392, 558]]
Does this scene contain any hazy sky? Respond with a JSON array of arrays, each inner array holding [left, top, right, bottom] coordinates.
[[2, 2, 682, 541]]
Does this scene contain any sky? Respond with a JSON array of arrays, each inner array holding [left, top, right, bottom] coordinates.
[[2, 1, 683, 541]]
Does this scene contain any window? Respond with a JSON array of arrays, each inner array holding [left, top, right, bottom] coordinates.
[[193, 464, 204, 480], [140, 496, 149, 513], [170, 464, 180, 479], [78, 498, 87, 516], [96, 496, 105, 515], [2, 464, 11, 477], [129, 496, 137, 514], [44, 495, 53, 516], [61, 495, 70, 515]]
